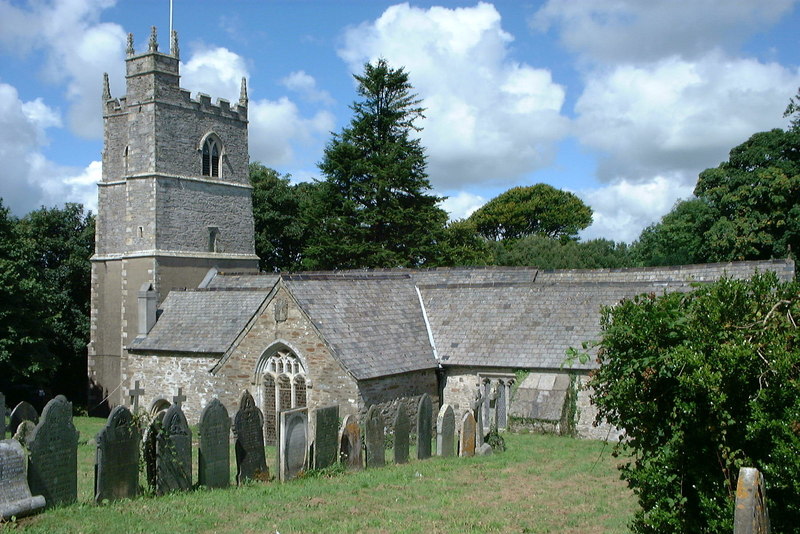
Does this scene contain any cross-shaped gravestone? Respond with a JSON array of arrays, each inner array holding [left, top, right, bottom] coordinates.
[[129, 381, 145, 412], [172, 388, 186, 408]]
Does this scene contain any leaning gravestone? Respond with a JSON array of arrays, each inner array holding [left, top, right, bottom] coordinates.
[[0, 392, 5, 439], [417, 394, 433, 460], [364, 405, 385, 468], [471, 388, 485, 448], [436, 404, 455, 457], [734, 467, 771, 534], [0, 439, 45, 520], [279, 408, 308, 481], [393, 406, 410, 465], [95, 405, 139, 503], [27, 396, 79, 508], [198, 398, 230, 489], [459, 411, 476, 458], [234, 390, 268, 484], [156, 404, 192, 494], [338, 414, 362, 470], [313, 405, 339, 470], [143, 409, 165, 491], [9, 402, 38, 436]]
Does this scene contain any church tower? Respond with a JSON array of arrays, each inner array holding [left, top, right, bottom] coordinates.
[[88, 27, 259, 411]]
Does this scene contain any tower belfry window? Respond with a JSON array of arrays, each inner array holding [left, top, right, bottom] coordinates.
[[202, 137, 221, 177]]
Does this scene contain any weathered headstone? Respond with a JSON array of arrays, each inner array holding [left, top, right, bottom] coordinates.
[[477, 442, 493, 456], [0, 439, 45, 520], [156, 403, 192, 494], [338, 414, 362, 470], [172, 387, 186, 408], [13, 421, 35, 447], [393, 406, 410, 465], [9, 401, 38, 436], [471, 388, 485, 447], [234, 390, 268, 484], [364, 405, 385, 468], [436, 404, 455, 457], [198, 398, 231, 489], [416, 394, 432, 460], [129, 381, 144, 413], [95, 405, 139, 503], [313, 405, 339, 470], [0, 392, 5, 439], [27, 396, 79, 508], [279, 408, 308, 481], [143, 410, 165, 491], [459, 411, 476, 457], [734, 467, 771, 534]]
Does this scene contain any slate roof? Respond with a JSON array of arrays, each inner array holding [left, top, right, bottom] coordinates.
[[129, 290, 267, 353], [203, 272, 279, 290], [283, 274, 436, 380]]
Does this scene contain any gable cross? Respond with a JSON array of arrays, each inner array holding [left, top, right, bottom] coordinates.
[[172, 387, 186, 408], [130, 380, 145, 412]]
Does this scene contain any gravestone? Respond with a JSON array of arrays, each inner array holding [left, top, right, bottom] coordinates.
[[416, 394, 432, 460], [0, 439, 45, 520], [9, 402, 38, 436], [364, 405, 385, 468], [734, 467, 771, 534], [471, 388, 485, 447], [13, 421, 35, 447], [338, 414, 362, 470], [27, 396, 79, 508], [279, 408, 308, 481], [459, 411, 476, 457], [129, 381, 144, 413], [234, 390, 268, 484], [436, 404, 455, 457], [95, 405, 139, 503], [143, 409, 165, 491], [156, 403, 192, 494], [198, 398, 230, 489], [393, 406, 410, 465], [313, 405, 339, 470], [0, 392, 5, 439]]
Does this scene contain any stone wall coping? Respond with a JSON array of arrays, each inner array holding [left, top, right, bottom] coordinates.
[[91, 251, 260, 262]]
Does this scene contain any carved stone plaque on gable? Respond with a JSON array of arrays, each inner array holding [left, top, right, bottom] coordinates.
[[393, 406, 410, 465], [156, 404, 192, 494], [0, 439, 45, 520], [198, 398, 231, 489], [234, 390, 268, 484], [364, 405, 385, 468], [95, 405, 140, 503], [416, 394, 432, 460], [27, 395, 79, 508], [275, 297, 288, 322], [313, 405, 339, 470]]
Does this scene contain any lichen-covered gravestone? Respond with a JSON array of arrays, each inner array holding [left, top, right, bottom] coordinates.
[[9, 401, 38, 436], [198, 398, 230, 489], [279, 408, 308, 481], [0, 439, 45, 520], [416, 394, 432, 460], [338, 414, 362, 470], [27, 395, 79, 508], [143, 409, 165, 491], [436, 404, 455, 457], [95, 405, 139, 503], [0, 392, 5, 439], [364, 405, 385, 468], [393, 406, 410, 465], [734, 467, 771, 534], [156, 404, 192, 494], [459, 411, 476, 457], [234, 390, 268, 484], [313, 405, 339, 470]]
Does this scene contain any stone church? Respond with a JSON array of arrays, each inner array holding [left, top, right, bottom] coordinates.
[[88, 28, 795, 442]]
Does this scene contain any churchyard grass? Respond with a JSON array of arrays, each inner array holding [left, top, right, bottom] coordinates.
[[13, 417, 635, 533]]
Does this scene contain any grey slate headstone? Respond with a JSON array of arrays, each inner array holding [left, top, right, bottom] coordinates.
[[459, 411, 476, 458], [471, 389, 485, 447], [338, 414, 362, 470], [13, 421, 35, 447], [734, 467, 771, 534], [313, 405, 339, 470], [364, 405, 385, 468], [436, 404, 455, 458], [0, 392, 5, 439], [156, 404, 192, 494], [9, 402, 38, 436], [143, 410, 165, 491], [416, 394, 432, 460], [0, 439, 45, 520], [279, 408, 308, 481], [234, 390, 268, 484], [95, 405, 139, 503], [393, 406, 410, 465], [27, 395, 79, 508], [198, 398, 230, 489]]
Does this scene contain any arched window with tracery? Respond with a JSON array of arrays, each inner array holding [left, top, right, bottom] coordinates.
[[256, 347, 307, 445], [201, 136, 221, 177]]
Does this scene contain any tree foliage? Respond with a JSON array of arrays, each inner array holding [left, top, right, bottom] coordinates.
[[632, 198, 716, 266], [590, 273, 800, 533], [498, 235, 633, 269], [304, 59, 448, 270], [468, 184, 592, 241]]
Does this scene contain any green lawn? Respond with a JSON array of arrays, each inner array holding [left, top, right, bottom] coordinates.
[[10, 417, 636, 533]]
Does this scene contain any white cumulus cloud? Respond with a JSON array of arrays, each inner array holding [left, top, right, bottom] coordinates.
[[281, 71, 334, 105], [439, 191, 487, 221]]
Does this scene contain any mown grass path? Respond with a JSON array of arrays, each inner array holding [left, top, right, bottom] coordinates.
[[11, 418, 635, 533]]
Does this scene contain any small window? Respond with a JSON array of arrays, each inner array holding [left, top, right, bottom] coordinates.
[[202, 137, 221, 177], [208, 226, 219, 252]]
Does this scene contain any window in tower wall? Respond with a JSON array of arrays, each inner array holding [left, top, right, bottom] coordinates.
[[202, 137, 220, 177]]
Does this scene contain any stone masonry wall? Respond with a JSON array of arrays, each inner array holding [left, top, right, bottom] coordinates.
[[575, 375, 622, 441], [358, 371, 438, 434]]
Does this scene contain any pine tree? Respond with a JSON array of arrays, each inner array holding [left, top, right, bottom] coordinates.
[[304, 59, 448, 269]]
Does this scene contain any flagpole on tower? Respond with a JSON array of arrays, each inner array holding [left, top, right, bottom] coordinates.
[[169, 0, 173, 37]]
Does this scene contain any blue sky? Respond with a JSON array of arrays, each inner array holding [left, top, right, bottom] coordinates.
[[1, 0, 799, 242]]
